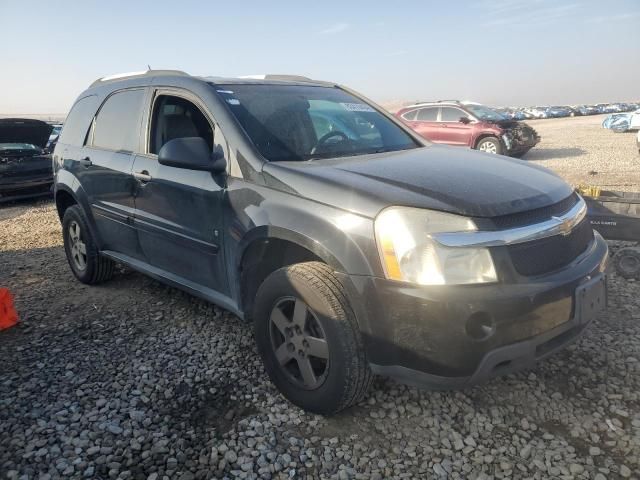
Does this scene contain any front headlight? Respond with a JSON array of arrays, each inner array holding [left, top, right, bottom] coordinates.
[[374, 207, 497, 285], [501, 133, 512, 150]]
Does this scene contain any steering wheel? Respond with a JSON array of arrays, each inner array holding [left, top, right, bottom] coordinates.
[[311, 131, 349, 154]]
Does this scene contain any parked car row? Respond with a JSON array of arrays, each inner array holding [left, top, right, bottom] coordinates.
[[495, 102, 640, 120]]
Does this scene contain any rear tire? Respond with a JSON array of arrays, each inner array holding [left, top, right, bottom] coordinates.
[[62, 205, 115, 284], [613, 247, 640, 279], [253, 262, 373, 414], [476, 137, 502, 155]]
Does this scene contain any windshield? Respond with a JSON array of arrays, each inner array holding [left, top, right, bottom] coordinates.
[[216, 84, 418, 161], [0, 143, 42, 153], [463, 104, 507, 121]]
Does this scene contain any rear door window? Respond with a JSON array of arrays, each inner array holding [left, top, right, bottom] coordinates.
[[440, 107, 467, 122], [416, 107, 438, 121], [58, 95, 100, 146], [92, 89, 145, 152]]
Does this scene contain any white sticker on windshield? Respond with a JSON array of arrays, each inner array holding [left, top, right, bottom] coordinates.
[[340, 102, 375, 112], [226, 98, 240, 105]]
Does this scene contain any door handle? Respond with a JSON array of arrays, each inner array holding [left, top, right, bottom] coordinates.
[[133, 170, 152, 182], [78, 157, 92, 167]]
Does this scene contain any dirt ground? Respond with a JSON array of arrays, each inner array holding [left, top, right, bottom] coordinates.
[[1, 117, 639, 480], [525, 115, 639, 191]]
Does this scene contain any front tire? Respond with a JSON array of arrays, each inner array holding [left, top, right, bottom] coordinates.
[[476, 137, 502, 155], [62, 205, 115, 284], [253, 262, 373, 414]]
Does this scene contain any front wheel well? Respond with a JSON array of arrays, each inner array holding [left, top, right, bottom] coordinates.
[[474, 134, 502, 149], [55, 190, 77, 221], [240, 238, 323, 319]]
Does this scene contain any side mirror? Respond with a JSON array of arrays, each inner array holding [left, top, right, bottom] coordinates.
[[459, 116, 471, 124], [158, 137, 226, 174]]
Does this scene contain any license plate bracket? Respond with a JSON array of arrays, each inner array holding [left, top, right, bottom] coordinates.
[[575, 275, 606, 325]]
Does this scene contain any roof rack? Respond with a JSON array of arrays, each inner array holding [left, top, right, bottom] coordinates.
[[237, 74, 317, 82], [90, 70, 189, 87]]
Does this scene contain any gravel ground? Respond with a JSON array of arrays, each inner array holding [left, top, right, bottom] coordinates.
[[525, 115, 639, 192], [1, 118, 639, 480]]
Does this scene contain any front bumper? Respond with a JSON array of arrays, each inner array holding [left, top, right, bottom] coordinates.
[[344, 232, 608, 389], [0, 176, 53, 201], [505, 135, 540, 155]]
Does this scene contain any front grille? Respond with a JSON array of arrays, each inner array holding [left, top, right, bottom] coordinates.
[[507, 217, 594, 276], [491, 193, 579, 230]]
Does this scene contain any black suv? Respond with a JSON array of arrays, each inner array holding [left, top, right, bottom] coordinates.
[[53, 71, 608, 414]]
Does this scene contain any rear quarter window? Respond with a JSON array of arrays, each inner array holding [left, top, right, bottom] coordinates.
[[92, 89, 146, 152], [58, 95, 100, 146], [401, 110, 418, 121]]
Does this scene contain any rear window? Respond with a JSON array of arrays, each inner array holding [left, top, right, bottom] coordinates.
[[92, 89, 145, 152], [58, 95, 99, 146]]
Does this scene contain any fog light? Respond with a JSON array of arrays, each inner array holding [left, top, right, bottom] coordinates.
[[465, 312, 495, 341]]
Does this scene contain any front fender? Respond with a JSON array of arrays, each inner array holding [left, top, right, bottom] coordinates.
[[230, 188, 380, 277]]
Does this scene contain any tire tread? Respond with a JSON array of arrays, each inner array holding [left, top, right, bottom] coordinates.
[[63, 205, 115, 285], [282, 261, 373, 413]]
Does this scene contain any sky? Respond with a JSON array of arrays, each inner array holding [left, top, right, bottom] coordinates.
[[1, 0, 639, 113]]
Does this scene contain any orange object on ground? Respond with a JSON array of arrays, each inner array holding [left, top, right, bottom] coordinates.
[[0, 288, 18, 330]]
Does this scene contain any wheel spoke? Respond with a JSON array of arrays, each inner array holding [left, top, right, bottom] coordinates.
[[296, 357, 316, 386], [306, 336, 329, 359], [270, 307, 290, 335], [78, 243, 86, 255], [274, 343, 292, 366], [292, 299, 308, 328]]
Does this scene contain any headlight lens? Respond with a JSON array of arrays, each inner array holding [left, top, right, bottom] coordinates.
[[374, 207, 497, 285], [501, 133, 512, 150]]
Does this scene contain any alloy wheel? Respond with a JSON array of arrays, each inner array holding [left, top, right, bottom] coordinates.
[[68, 221, 87, 271], [269, 297, 330, 389], [479, 141, 498, 154]]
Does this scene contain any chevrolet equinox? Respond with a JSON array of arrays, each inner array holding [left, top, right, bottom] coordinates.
[[53, 70, 608, 414]]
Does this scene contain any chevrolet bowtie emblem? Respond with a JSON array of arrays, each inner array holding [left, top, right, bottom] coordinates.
[[552, 216, 572, 236]]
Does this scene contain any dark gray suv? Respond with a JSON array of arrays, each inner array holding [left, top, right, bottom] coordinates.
[[53, 70, 608, 414]]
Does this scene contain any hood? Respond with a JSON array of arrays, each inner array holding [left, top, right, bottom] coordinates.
[[484, 118, 519, 128], [0, 118, 54, 148], [262, 145, 573, 218]]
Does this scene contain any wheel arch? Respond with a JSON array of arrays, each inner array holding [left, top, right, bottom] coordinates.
[[54, 181, 101, 248], [237, 226, 350, 319], [54, 187, 77, 222], [473, 133, 501, 149]]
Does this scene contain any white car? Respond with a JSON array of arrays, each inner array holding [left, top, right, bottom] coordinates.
[[602, 109, 640, 132]]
